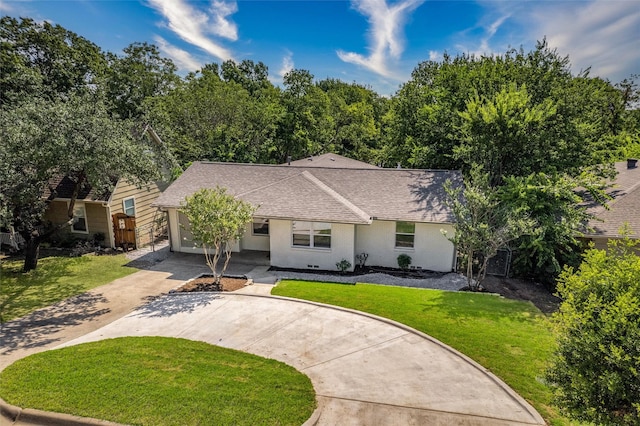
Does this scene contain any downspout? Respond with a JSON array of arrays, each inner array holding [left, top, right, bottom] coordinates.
[[105, 203, 115, 249], [105, 179, 119, 249]]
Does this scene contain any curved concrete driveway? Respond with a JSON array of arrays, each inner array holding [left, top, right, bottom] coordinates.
[[60, 292, 545, 425]]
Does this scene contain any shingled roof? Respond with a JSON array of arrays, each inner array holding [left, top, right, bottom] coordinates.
[[286, 153, 379, 169], [586, 161, 640, 238], [43, 175, 117, 202], [154, 162, 461, 224]]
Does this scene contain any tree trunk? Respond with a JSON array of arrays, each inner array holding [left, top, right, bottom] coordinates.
[[23, 234, 41, 272]]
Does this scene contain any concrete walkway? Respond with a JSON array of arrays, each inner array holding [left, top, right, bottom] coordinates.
[[1, 252, 545, 425]]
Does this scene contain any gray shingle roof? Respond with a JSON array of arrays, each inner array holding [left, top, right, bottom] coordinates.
[[154, 162, 461, 224], [286, 153, 379, 169], [586, 161, 640, 237]]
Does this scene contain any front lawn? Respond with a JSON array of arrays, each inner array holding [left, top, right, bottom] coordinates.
[[272, 280, 566, 425], [0, 337, 316, 426], [0, 254, 137, 323]]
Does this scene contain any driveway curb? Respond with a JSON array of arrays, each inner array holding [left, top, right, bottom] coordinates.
[[0, 397, 124, 425]]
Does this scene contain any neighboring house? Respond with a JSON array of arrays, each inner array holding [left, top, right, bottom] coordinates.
[[153, 159, 461, 272], [43, 176, 167, 249], [584, 159, 640, 249]]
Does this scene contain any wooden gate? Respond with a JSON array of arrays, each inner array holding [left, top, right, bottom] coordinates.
[[112, 213, 136, 250]]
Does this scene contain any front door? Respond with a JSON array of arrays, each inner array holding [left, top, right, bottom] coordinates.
[[112, 213, 136, 250]]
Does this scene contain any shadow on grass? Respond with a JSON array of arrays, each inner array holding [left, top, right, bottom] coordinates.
[[0, 292, 110, 355], [0, 256, 84, 323], [133, 293, 221, 318]]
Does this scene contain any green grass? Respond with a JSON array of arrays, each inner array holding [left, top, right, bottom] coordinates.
[[0, 254, 137, 323], [0, 337, 316, 426], [272, 280, 567, 425]]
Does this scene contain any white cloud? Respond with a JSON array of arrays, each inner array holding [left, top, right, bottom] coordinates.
[[525, 0, 640, 82], [0, 2, 14, 13], [278, 51, 294, 78], [154, 36, 202, 72], [268, 51, 295, 85], [477, 14, 510, 54], [428, 50, 441, 61], [453, 10, 512, 57], [209, 0, 238, 40], [337, 0, 424, 78], [147, 0, 236, 61]]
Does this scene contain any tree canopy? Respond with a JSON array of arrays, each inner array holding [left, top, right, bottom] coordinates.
[[0, 90, 160, 271]]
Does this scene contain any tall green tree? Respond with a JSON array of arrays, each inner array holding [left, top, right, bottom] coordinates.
[[455, 84, 565, 186], [1, 90, 159, 271], [180, 188, 256, 285], [220, 59, 271, 97], [383, 40, 622, 175], [0, 16, 106, 105], [275, 69, 333, 162], [105, 42, 179, 119], [501, 172, 608, 285], [317, 79, 385, 162], [547, 234, 640, 425], [145, 66, 281, 166]]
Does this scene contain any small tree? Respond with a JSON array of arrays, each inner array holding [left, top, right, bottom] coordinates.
[[180, 188, 256, 285], [443, 166, 533, 290], [546, 233, 640, 425]]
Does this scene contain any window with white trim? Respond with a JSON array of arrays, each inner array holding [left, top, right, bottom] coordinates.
[[71, 204, 88, 233], [252, 218, 269, 236], [292, 221, 331, 248], [395, 221, 415, 248], [123, 197, 136, 216]]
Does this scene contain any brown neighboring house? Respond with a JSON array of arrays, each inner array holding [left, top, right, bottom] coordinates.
[[43, 176, 167, 250], [584, 159, 640, 249]]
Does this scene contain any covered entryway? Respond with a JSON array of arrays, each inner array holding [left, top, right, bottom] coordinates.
[[112, 213, 136, 250]]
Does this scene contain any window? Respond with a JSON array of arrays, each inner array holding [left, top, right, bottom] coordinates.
[[71, 204, 88, 233], [292, 221, 331, 248], [252, 218, 269, 236], [123, 198, 136, 216], [395, 221, 415, 248]]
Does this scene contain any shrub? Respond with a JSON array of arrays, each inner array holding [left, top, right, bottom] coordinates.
[[546, 235, 640, 425], [336, 259, 351, 273], [397, 253, 412, 270]]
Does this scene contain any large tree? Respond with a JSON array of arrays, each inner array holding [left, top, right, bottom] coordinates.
[[145, 66, 281, 166], [501, 172, 608, 285], [274, 69, 333, 162], [105, 42, 179, 119], [546, 234, 640, 425], [442, 167, 533, 290], [0, 16, 106, 105], [180, 188, 256, 285], [317, 78, 386, 162], [383, 40, 625, 175], [0, 90, 159, 271]]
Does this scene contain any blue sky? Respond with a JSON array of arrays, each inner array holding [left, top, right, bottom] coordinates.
[[2, 0, 639, 95]]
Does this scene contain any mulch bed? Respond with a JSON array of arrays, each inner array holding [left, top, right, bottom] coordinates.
[[176, 276, 249, 293]]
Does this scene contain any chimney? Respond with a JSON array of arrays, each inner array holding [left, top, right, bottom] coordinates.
[[627, 159, 638, 169]]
